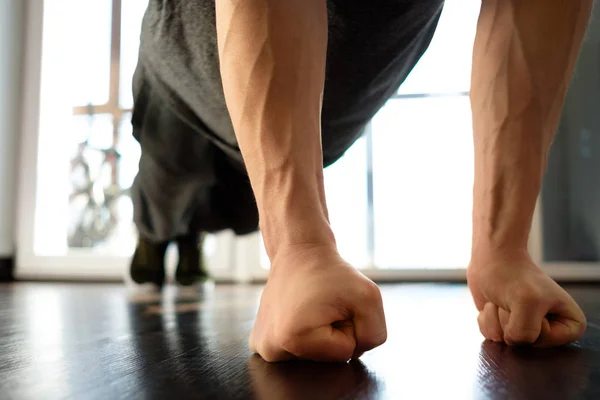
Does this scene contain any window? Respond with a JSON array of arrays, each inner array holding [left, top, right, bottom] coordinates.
[[34, 0, 146, 256], [22, 0, 598, 281], [19, 0, 231, 279], [26, 0, 480, 278]]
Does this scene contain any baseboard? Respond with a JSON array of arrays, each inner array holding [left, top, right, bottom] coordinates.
[[0, 257, 14, 282]]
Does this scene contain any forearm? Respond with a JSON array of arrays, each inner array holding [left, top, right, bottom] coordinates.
[[215, 0, 333, 260], [470, 0, 592, 258]]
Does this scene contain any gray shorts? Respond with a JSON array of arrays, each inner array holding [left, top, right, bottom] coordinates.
[[131, 65, 259, 241]]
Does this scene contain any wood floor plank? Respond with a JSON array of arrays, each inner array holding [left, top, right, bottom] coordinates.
[[0, 283, 599, 399]]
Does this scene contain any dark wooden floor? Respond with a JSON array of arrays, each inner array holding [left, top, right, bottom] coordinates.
[[1, 282, 599, 400]]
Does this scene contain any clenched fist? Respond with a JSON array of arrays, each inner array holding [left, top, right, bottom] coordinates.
[[249, 246, 387, 362], [468, 251, 587, 347]]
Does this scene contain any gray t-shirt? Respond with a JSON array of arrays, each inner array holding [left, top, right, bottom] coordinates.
[[137, 0, 444, 165]]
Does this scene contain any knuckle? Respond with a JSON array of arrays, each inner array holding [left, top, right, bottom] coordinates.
[[357, 331, 387, 353], [273, 325, 292, 346], [274, 324, 303, 355], [512, 282, 546, 304], [371, 329, 388, 347], [477, 315, 488, 334], [515, 287, 544, 306], [259, 351, 279, 363], [506, 329, 539, 344], [478, 317, 502, 342], [380, 330, 388, 345], [280, 337, 300, 354], [359, 280, 383, 305], [492, 335, 504, 343], [578, 316, 588, 335], [479, 327, 490, 339]]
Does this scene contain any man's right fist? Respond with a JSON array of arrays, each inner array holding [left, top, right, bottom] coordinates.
[[249, 246, 387, 362]]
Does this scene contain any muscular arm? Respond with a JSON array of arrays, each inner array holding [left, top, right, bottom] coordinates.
[[216, 1, 387, 362], [215, 0, 332, 262], [471, 0, 592, 259], [469, 0, 592, 346]]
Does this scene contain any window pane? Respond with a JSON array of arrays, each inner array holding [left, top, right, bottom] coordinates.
[[399, 0, 480, 95], [324, 137, 369, 267], [372, 96, 473, 268], [67, 113, 138, 252], [119, 0, 149, 108], [71, 113, 113, 150], [35, 1, 140, 256], [34, 112, 137, 255], [67, 114, 117, 249], [62, 0, 113, 105], [117, 113, 141, 190]]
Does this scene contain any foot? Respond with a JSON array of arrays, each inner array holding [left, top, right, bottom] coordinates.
[[130, 238, 169, 288], [175, 233, 209, 286]]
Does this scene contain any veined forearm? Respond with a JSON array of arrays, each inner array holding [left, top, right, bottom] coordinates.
[[470, 0, 592, 256], [215, 0, 333, 259]]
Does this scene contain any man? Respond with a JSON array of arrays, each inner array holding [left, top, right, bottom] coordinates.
[[129, 0, 591, 362]]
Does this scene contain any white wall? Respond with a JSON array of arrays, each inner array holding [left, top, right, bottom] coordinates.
[[0, 0, 24, 257]]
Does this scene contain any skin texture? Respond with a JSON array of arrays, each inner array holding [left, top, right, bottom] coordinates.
[[216, 0, 386, 362], [469, 0, 592, 347], [215, 0, 593, 361], [216, 0, 332, 258]]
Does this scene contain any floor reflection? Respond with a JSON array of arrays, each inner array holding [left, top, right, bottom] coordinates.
[[123, 285, 212, 397], [475, 341, 591, 399], [119, 284, 260, 398], [2, 283, 600, 399], [248, 357, 382, 400], [362, 284, 482, 399]]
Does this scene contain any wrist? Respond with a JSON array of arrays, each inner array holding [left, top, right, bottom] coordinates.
[[258, 185, 336, 260], [470, 241, 531, 267], [253, 165, 335, 258], [471, 214, 532, 261], [269, 240, 341, 274], [261, 210, 336, 261], [471, 190, 536, 262]]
